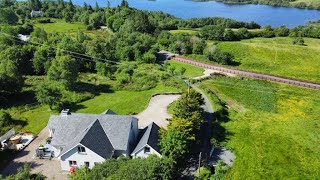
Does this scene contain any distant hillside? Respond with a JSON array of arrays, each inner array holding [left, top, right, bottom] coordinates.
[[210, 0, 320, 10]]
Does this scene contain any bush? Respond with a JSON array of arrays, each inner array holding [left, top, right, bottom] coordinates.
[[37, 19, 52, 24], [70, 156, 173, 180], [195, 167, 211, 180], [293, 37, 305, 45], [210, 137, 220, 147], [204, 47, 234, 65], [0, 110, 12, 129]]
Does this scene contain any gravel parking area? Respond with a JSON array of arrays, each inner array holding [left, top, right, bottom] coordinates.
[[135, 94, 181, 129], [1, 127, 68, 180]]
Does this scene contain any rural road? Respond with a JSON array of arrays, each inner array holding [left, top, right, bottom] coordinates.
[[181, 82, 214, 178], [172, 56, 320, 90]]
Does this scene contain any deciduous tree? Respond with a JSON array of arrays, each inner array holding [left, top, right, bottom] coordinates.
[[47, 55, 79, 89]]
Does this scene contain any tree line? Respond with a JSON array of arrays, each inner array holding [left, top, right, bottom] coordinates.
[[0, 0, 319, 110], [214, 0, 320, 10]]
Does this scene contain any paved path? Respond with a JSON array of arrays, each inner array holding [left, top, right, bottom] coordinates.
[[1, 127, 68, 180], [134, 94, 181, 129], [193, 69, 235, 80], [172, 56, 320, 90]]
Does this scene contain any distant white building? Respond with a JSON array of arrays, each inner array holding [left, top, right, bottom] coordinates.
[[18, 34, 30, 42], [30, 10, 43, 18]]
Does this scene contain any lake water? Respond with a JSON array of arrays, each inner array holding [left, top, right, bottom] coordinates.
[[66, 0, 320, 27]]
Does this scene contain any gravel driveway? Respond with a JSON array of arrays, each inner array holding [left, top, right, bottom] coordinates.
[[1, 127, 68, 180], [135, 94, 181, 129]]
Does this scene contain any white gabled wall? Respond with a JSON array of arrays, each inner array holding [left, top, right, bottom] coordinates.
[[60, 144, 107, 171], [132, 145, 162, 159]]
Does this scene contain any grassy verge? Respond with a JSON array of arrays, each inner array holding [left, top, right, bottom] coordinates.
[[169, 61, 204, 78], [199, 77, 320, 179]]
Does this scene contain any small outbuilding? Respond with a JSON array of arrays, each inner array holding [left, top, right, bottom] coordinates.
[[30, 10, 43, 18]]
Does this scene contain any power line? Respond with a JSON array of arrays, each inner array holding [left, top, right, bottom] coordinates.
[[0, 31, 122, 65], [1, 31, 318, 99]]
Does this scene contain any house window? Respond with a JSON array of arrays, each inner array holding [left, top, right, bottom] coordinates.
[[69, 160, 77, 166], [78, 146, 86, 153], [84, 162, 90, 167], [144, 147, 150, 153]]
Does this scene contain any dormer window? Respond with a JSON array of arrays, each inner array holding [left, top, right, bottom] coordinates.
[[144, 146, 150, 153], [78, 146, 86, 153]]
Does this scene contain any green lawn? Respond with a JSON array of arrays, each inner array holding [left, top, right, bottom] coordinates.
[[6, 85, 180, 135], [169, 61, 204, 78], [6, 85, 181, 135], [200, 77, 320, 179], [217, 37, 320, 82], [33, 18, 86, 33], [77, 85, 181, 115]]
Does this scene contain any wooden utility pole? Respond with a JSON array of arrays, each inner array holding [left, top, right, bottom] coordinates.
[[198, 152, 202, 178], [187, 79, 191, 95]]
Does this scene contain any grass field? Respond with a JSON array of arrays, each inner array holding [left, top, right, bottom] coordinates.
[[291, 0, 320, 7], [169, 29, 199, 35], [5, 73, 182, 135], [77, 85, 181, 115], [33, 18, 86, 33], [200, 77, 320, 179], [169, 61, 204, 78], [6, 85, 181, 135], [217, 37, 320, 82]]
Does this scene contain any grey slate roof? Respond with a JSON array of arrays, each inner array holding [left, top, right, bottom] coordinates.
[[48, 112, 137, 152], [0, 128, 15, 142], [101, 109, 117, 115], [60, 120, 114, 159], [131, 122, 161, 155]]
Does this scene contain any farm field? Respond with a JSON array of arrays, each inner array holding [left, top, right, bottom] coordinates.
[[217, 37, 320, 82], [199, 77, 320, 179]]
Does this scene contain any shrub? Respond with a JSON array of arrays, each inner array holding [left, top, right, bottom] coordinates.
[[293, 37, 305, 45], [0, 110, 12, 129], [37, 19, 52, 24], [195, 167, 211, 180]]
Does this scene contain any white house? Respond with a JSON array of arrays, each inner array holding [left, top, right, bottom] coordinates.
[[30, 10, 43, 18], [47, 110, 161, 171], [131, 122, 162, 158]]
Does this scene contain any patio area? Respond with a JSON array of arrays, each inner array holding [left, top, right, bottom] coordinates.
[[0, 127, 68, 180]]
